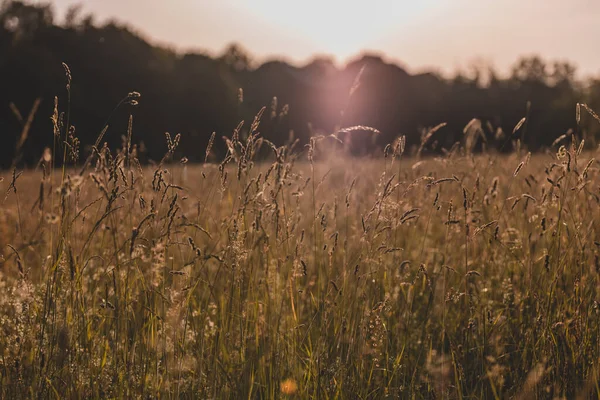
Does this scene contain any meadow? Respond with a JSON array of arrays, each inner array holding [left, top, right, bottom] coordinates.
[[2, 87, 600, 399]]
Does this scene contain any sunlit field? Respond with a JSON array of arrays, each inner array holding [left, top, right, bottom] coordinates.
[[2, 95, 600, 399]]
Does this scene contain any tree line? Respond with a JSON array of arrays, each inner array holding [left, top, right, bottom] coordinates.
[[1, 1, 600, 167]]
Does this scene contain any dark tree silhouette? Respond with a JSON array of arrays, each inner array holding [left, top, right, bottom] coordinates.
[[0, 1, 598, 168]]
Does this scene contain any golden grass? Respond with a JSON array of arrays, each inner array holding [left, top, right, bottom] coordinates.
[[1, 71, 600, 398], [1, 133, 600, 399]]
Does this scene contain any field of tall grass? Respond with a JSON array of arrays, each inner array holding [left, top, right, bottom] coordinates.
[[2, 69, 600, 399]]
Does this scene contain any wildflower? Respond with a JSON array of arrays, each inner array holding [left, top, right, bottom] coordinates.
[[280, 378, 298, 395]]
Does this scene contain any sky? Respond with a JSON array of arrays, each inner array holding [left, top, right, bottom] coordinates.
[[44, 0, 600, 78]]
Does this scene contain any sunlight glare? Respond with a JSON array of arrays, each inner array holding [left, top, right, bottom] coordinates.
[[237, 0, 438, 61]]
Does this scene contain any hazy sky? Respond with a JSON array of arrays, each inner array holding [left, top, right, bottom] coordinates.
[[45, 0, 599, 77]]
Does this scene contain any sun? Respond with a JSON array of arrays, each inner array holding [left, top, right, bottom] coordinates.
[[238, 0, 437, 61]]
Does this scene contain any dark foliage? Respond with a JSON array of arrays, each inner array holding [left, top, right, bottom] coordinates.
[[0, 1, 597, 167]]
